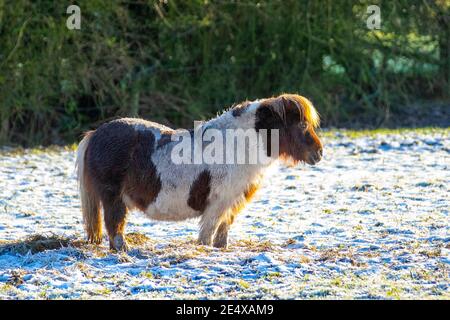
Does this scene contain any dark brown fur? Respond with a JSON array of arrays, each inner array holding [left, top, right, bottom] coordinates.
[[187, 170, 212, 212], [157, 131, 174, 148], [83, 118, 162, 249], [231, 101, 250, 117], [122, 130, 162, 211]]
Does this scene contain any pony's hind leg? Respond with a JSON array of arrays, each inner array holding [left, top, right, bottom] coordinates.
[[102, 196, 129, 251]]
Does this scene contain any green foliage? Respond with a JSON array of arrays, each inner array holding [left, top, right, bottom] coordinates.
[[0, 0, 449, 145]]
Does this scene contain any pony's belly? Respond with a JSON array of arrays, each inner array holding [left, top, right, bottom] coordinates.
[[144, 198, 202, 222]]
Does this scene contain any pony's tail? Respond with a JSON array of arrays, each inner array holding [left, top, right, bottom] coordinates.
[[75, 131, 102, 244]]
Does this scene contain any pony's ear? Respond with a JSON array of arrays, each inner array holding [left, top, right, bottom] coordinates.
[[255, 103, 284, 130], [281, 96, 299, 113], [256, 96, 304, 130], [281, 96, 303, 126]]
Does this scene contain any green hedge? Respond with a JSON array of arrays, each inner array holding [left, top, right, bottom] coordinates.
[[0, 0, 449, 145]]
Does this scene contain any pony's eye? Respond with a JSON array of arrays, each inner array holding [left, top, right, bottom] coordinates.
[[299, 123, 307, 130]]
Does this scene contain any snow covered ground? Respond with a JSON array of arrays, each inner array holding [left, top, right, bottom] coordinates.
[[0, 129, 448, 299]]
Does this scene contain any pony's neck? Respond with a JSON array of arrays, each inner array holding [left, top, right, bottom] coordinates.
[[198, 100, 277, 170], [204, 100, 261, 130]]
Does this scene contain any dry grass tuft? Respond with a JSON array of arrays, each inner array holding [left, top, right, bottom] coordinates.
[[0, 232, 158, 256], [126, 232, 151, 246], [234, 239, 276, 252], [6, 270, 26, 286], [0, 233, 73, 255]]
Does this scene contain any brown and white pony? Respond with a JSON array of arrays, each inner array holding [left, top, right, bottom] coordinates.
[[76, 94, 323, 251]]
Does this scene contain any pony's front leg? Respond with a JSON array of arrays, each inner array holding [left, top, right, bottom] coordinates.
[[198, 204, 227, 246], [212, 222, 229, 248], [212, 210, 236, 248]]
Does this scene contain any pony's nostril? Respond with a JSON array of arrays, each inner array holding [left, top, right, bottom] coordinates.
[[307, 149, 323, 164]]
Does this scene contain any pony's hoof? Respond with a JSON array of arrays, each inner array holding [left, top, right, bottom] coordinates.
[[110, 234, 129, 252], [213, 239, 228, 249]]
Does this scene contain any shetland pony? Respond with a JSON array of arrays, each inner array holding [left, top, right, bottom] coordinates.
[[76, 94, 323, 251]]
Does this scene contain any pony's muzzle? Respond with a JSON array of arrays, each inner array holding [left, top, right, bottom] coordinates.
[[307, 148, 323, 165]]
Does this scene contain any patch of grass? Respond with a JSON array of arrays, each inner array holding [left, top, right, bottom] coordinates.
[[282, 238, 296, 247], [419, 248, 441, 258], [168, 252, 199, 264], [236, 279, 250, 290], [318, 249, 341, 262], [317, 246, 359, 264], [330, 277, 344, 287], [299, 255, 311, 264], [266, 272, 282, 280], [96, 287, 112, 295], [6, 270, 26, 286], [38, 286, 50, 299], [126, 232, 151, 246], [10, 232, 156, 257], [386, 286, 402, 299], [140, 271, 154, 279], [0, 284, 14, 293], [350, 259, 368, 268], [235, 239, 275, 252], [0, 145, 66, 156], [0, 233, 73, 255], [65, 143, 78, 152], [2, 1, 449, 146]]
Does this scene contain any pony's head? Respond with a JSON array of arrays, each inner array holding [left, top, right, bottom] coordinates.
[[255, 94, 323, 165]]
